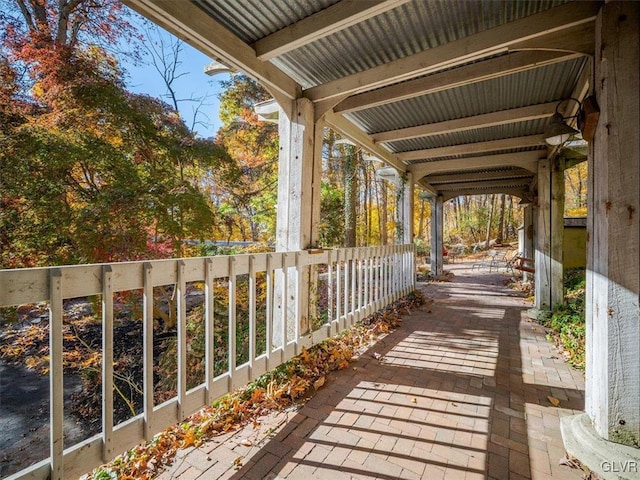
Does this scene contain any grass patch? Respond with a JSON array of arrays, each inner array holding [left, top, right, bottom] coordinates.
[[537, 268, 585, 369]]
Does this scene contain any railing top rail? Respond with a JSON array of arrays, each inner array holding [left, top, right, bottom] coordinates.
[[0, 245, 415, 307]]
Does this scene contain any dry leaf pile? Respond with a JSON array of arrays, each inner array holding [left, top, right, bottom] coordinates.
[[84, 290, 426, 479]]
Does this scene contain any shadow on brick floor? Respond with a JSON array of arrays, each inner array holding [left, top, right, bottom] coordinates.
[[221, 268, 585, 480]]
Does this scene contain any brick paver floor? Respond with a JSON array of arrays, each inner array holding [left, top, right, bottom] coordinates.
[[159, 263, 585, 480]]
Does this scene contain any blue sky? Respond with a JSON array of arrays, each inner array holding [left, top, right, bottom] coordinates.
[[119, 14, 232, 139]]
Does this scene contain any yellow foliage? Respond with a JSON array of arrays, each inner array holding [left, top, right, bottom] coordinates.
[[300, 346, 311, 364], [181, 430, 198, 448]]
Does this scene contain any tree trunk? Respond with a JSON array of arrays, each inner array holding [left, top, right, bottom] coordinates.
[[344, 147, 357, 247], [380, 180, 388, 245], [484, 194, 496, 248], [496, 194, 506, 244], [418, 198, 426, 240]]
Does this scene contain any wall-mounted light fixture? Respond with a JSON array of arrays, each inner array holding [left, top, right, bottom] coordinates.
[[543, 98, 581, 146], [543, 96, 600, 146], [375, 166, 399, 182], [204, 59, 235, 76]]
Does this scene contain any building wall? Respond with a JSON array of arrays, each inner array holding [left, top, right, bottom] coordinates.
[[563, 218, 586, 268]]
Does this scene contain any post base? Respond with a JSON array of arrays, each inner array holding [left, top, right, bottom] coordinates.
[[561, 413, 640, 480]]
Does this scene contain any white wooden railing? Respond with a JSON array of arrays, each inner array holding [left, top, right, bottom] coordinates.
[[0, 244, 415, 480]]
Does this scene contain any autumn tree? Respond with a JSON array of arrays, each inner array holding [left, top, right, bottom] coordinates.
[[0, 0, 234, 265], [215, 74, 279, 242]]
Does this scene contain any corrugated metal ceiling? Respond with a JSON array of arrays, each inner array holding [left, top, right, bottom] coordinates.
[[193, 0, 568, 88], [346, 58, 587, 135], [406, 146, 547, 165], [383, 118, 548, 154]]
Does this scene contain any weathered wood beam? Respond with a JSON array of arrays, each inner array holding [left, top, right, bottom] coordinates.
[[398, 135, 543, 162], [124, 0, 301, 105], [373, 103, 557, 143], [335, 51, 582, 114], [324, 112, 406, 172], [426, 169, 533, 184], [511, 21, 596, 56], [253, 0, 411, 60], [442, 188, 528, 202], [436, 178, 532, 191], [305, 1, 600, 102], [409, 151, 542, 178], [417, 179, 438, 196]]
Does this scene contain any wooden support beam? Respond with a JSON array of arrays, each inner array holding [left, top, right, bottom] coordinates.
[[417, 179, 438, 196], [511, 21, 596, 56], [409, 151, 542, 178], [305, 1, 600, 102], [436, 178, 532, 191], [124, 0, 301, 105], [426, 169, 533, 184], [373, 102, 557, 143], [324, 112, 406, 172], [335, 51, 582, 114], [430, 196, 444, 276], [585, 1, 640, 448], [442, 187, 528, 201], [398, 135, 544, 162], [254, 0, 411, 60]]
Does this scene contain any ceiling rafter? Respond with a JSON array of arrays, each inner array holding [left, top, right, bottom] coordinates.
[[335, 51, 583, 114], [443, 187, 529, 201], [436, 178, 532, 191], [426, 169, 534, 185], [397, 135, 543, 162], [408, 151, 542, 179], [373, 102, 557, 143], [253, 0, 412, 61], [123, 0, 301, 106], [304, 1, 600, 102], [324, 112, 406, 172]]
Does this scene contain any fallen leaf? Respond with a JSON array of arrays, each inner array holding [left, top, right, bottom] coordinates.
[[559, 455, 581, 469], [547, 396, 561, 407], [411, 397, 417, 403], [313, 376, 325, 390], [181, 430, 197, 448]]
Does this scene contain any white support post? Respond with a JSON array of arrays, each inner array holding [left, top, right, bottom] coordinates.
[[561, 4, 640, 478], [522, 205, 534, 282], [587, 0, 640, 446], [430, 195, 444, 276], [550, 157, 565, 307], [274, 97, 321, 346], [534, 158, 564, 311]]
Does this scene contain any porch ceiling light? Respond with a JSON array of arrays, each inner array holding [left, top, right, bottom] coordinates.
[[376, 166, 398, 181], [362, 153, 382, 163], [204, 59, 234, 76], [334, 138, 357, 146], [543, 98, 581, 146]]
